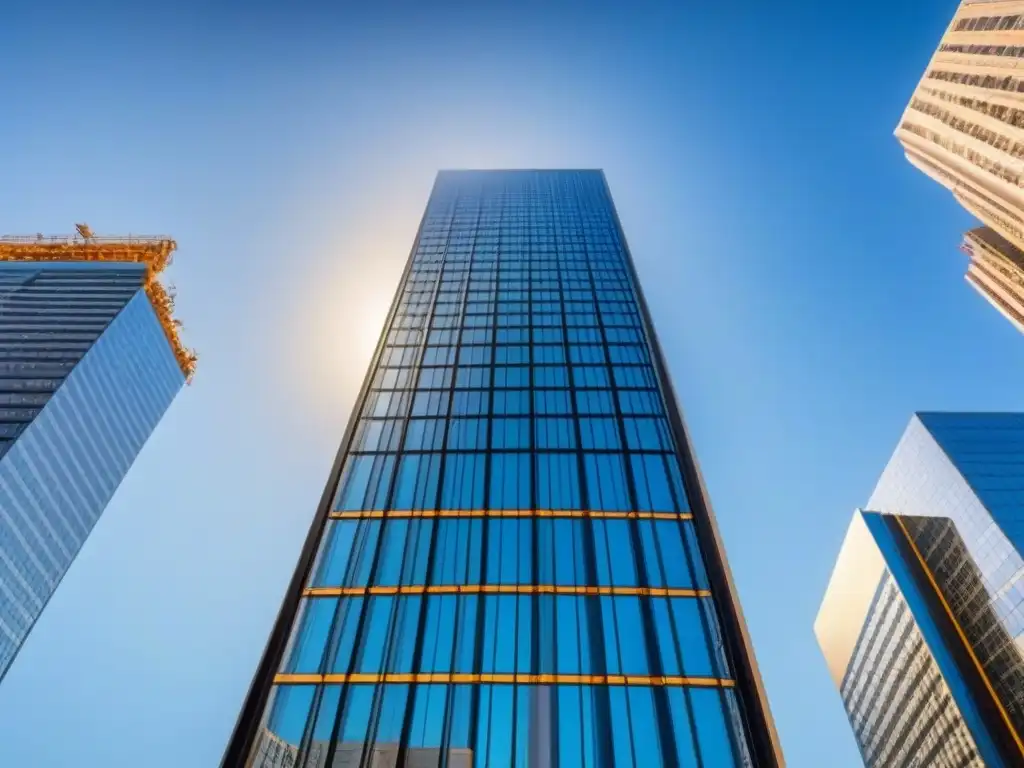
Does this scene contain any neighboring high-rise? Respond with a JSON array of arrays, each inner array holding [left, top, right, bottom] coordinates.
[[816, 413, 1024, 768], [895, 0, 1024, 331], [224, 170, 782, 767], [0, 229, 194, 681]]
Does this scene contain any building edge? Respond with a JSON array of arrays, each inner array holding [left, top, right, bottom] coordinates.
[[599, 170, 785, 766]]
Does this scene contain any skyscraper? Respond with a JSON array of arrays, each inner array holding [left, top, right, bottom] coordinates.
[[816, 413, 1024, 767], [895, 0, 1024, 332], [0, 230, 194, 681], [225, 170, 781, 767]]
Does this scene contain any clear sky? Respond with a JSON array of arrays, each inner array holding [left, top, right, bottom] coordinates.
[[1, 0, 1022, 765]]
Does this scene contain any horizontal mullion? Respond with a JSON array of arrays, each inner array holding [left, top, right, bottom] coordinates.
[[329, 510, 691, 521], [347, 450, 673, 457], [302, 585, 709, 598], [274, 672, 734, 687]]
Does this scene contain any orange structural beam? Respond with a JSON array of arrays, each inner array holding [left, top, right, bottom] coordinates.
[[273, 672, 735, 688], [894, 516, 1024, 758], [329, 510, 693, 521], [302, 585, 711, 598], [0, 233, 196, 381]]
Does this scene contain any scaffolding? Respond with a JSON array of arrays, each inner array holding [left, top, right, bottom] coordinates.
[[0, 228, 197, 381]]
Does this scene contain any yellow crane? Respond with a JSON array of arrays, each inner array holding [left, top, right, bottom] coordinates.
[[0, 225, 197, 381]]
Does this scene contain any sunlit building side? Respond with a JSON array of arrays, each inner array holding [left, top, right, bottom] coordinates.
[[816, 412, 1024, 767]]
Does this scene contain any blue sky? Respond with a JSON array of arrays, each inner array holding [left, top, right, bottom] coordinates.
[[2, 0, 1023, 765]]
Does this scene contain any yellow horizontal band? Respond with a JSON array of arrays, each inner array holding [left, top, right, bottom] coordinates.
[[274, 672, 734, 688], [303, 585, 709, 598], [329, 510, 692, 521]]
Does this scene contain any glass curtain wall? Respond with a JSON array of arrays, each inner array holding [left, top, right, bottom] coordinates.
[[245, 171, 764, 768], [0, 263, 185, 679]]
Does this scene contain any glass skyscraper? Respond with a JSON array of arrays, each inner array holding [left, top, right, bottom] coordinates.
[[226, 170, 781, 767], [816, 412, 1024, 767], [0, 233, 193, 681]]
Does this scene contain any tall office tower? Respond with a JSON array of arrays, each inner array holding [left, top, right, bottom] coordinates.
[[816, 413, 1024, 768], [224, 170, 782, 768], [0, 230, 194, 681], [895, 0, 1024, 332]]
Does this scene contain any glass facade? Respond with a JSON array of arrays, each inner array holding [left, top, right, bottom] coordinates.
[[816, 413, 1024, 768], [0, 261, 185, 679], [227, 170, 779, 768], [841, 567, 983, 768]]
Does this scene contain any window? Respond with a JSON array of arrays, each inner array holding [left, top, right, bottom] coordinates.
[[623, 417, 672, 450], [569, 344, 605, 363], [573, 365, 608, 388], [284, 597, 336, 672], [421, 346, 455, 366], [404, 418, 444, 450], [534, 365, 568, 387], [497, 328, 527, 344], [452, 390, 488, 416], [412, 390, 449, 417], [431, 520, 483, 585], [309, 520, 359, 586], [428, 329, 456, 345], [631, 453, 679, 511], [366, 390, 409, 418], [418, 366, 452, 389], [491, 453, 531, 508], [446, 418, 487, 450], [612, 365, 655, 389], [373, 367, 412, 389], [493, 389, 529, 415], [458, 346, 491, 366], [579, 417, 620, 449], [534, 345, 565, 364], [494, 366, 529, 388], [495, 345, 528, 364], [335, 454, 395, 510], [618, 390, 661, 415], [441, 453, 485, 508], [492, 417, 529, 449], [455, 366, 489, 389], [392, 454, 440, 510], [576, 389, 615, 415], [353, 418, 403, 452], [535, 389, 571, 415], [536, 453, 581, 509], [584, 453, 631, 510]]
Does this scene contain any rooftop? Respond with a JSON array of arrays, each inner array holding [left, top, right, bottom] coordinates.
[[0, 229, 197, 381]]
